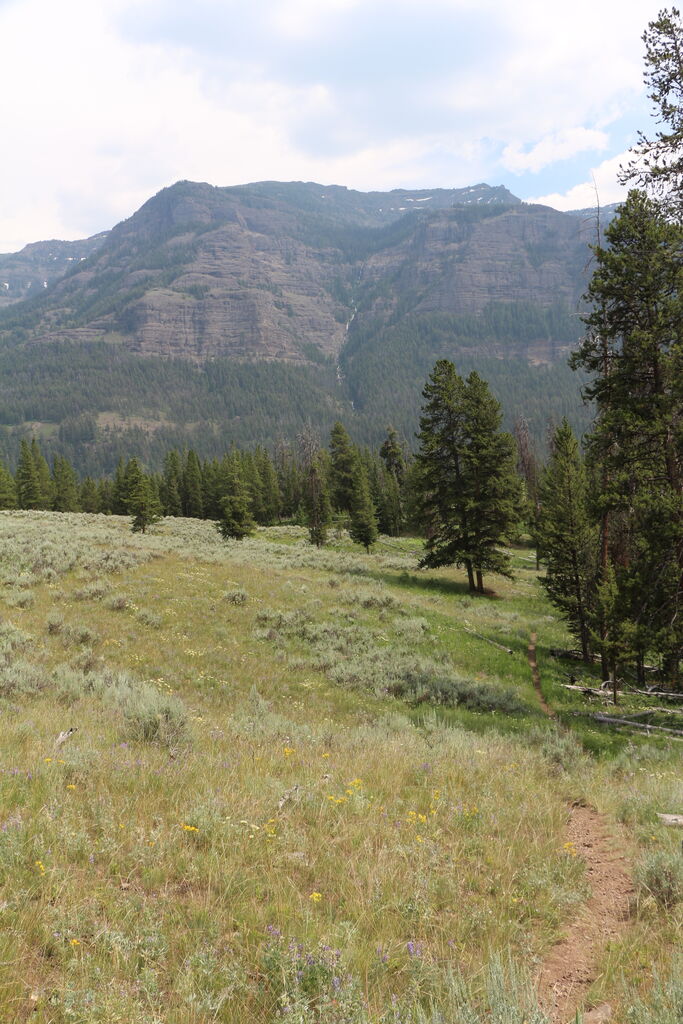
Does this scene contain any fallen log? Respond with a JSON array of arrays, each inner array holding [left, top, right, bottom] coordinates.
[[632, 689, 683, 702], [579, 713, 683, 737], [462, 626, 513, 654], [623, 708, 683, 719], [561, 683, 611, 697], [657, 813, 683, 827]]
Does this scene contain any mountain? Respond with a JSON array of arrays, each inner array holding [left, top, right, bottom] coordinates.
[[0, 234, 108, 308], [0, 180, 593, 472]]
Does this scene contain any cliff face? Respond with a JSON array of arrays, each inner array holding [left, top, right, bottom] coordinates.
[[0, 180, 588, 366], [0, 234, 108, 307], [0, 180, 597, 467]]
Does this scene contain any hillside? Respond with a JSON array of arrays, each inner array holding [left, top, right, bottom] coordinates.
[[0, 511, 680, 1022], [0, 181, 593, 471], [0, 234, 108, 308]]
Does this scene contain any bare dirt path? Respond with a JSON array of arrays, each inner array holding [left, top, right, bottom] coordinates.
[[536, 804, 634, 1023], [528, 631, 554, 717], [528, 633, 634, 1023]]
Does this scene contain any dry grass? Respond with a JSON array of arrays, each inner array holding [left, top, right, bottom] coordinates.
[[0, 513, 680, 1022]]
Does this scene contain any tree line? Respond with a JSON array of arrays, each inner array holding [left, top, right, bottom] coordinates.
[[0, 428, 409, 548], [533, 7, 683, 693]]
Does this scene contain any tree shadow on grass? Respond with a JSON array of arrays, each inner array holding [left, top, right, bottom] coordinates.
[[369, 569, 480, 599]]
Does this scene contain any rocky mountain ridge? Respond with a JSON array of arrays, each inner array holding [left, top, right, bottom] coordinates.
[[0, 179, 588, 366], [0, 179, 596, 470]]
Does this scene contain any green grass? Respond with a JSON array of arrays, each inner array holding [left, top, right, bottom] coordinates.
[[0, 512, 680, 1022]]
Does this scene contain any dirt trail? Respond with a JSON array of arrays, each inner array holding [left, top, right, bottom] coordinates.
[[528, 633, 634, 1023], [536, 804, 633, 1022], [528, 631, 554, 717]]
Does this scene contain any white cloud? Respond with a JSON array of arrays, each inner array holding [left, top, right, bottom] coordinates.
[[502, 129, 609, 174], [0, 0, 669, 251], [526, 152, 630, 211]]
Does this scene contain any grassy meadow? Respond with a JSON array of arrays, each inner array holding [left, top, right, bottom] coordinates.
[[0, 511, 681, 1023]]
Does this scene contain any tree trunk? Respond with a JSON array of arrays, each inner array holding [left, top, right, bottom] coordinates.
[[465, 561, 476, 592], [663, 651, 681, 691], [476, 569, 484, 593], [636, 653, 645, 688]]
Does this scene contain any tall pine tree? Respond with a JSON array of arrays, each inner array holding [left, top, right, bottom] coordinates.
[[537, 420, 598, 663], [416, 361, 521, 593]]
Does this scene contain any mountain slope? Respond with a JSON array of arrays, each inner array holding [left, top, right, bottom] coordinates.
[[0, 233, 108, 307], [0, 180, 593, 471]]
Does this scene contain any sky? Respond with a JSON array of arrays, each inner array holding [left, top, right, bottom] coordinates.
[[0, 0, 666, 252]]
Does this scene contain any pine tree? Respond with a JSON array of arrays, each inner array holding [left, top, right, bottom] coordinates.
[[299, 423, 332, 547], [112, 458, 129, 514], [241, 451, 266, 525], [126, 459, 162, 533], [97, 478, 114, 514], [255, 446, 281, 525], [459, 372, 522, 591], [537, 421, 598, 663], [15, 440, 41, 510], [201, 458, 222, 519], [416, 361, 521, 593], [329, 421, 357, 515], [621, 7, 683, 217], [31, 439, 54, 510], [274, 438, 302, 520], [304, 454, 332, 547], [0, 460, 17, 509], [377, 468, 403, 536], [182, 450, 204, 519], [379, 426, 407, 486], [160, 451, 183, 516], [215, 460, 254, 540], [513, 416, 541, 553], [52, 456, 80, 512], [575, 190, 683, 685], [80, 476, 100, 513], [348, 457, 378, 552]]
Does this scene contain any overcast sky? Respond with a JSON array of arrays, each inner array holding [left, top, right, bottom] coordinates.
[[0, 0, 665, 252]]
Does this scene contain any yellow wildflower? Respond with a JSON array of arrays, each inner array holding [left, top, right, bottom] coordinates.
[[309, 891, 323, 902]]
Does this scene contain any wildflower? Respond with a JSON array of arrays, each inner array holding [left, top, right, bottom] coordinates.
[[181, 823, 199, 832], [66, 784, 76, 790], [44, 758, 52, 764], [322, 752, 330, 758], [309, 891, 323, 903], [283, 747, 295, 757], [35, 860, 46, 875], [70, 939, 80, 946]]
